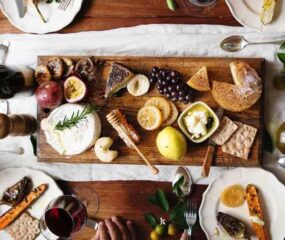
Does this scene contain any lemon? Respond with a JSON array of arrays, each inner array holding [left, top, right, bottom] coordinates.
[[156, 126, 187, 161], [145, 97, 171, 121], [137, 105, 162, 130], [168, 224, 178, 236], [150, 230, 161, 240], [155, 224, 167, 236]]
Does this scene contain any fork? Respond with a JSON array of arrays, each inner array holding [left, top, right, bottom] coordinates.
[[184, 199, 197, 239], [58, 0, 72, 11]]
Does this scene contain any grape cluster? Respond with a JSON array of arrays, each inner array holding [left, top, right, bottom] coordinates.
[[149, 66, 195, 104]]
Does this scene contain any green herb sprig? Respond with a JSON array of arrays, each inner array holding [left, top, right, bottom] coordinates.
[[55, 105, 99, 131]]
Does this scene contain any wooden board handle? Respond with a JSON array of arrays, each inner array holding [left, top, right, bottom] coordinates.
[[201, 145, 215, 178]]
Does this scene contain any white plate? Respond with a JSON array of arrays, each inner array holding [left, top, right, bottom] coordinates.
[[226, 0, 285, 33], [0, 0, 83, 34], [199, 168, 285, 240], [0, 168, 63, 240]]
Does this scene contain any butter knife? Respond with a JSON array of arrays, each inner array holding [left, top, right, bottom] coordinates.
[[15, 0, 26, 18], [0, 41, 10, 65], [201, 107, 224, 178]]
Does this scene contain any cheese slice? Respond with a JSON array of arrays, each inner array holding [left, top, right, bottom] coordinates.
[[41, 104, 101, 155]]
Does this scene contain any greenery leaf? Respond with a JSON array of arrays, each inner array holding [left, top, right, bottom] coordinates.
[[144, 213, 158, 228], [170, 201, 187, 220], [263, 128, 274, 153], [280, 42, 285, 50], [155, 189, 170, 212], [147, 196, 157, 205], [277, 53, 285, 64], [166, 0, 177, 11], [30, 135, 37, 156], [172, 176, 184, 197]]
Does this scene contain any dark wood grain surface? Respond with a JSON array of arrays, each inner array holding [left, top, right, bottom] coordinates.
[[57, 180, 208, 240], [37, 56, 264, 167], [0, 0, 239, 34]]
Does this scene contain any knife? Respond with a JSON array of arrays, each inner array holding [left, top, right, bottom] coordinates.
[[0, 41, 10, 65], [15, 0, 26, 18], [201, 107, 224, 178]]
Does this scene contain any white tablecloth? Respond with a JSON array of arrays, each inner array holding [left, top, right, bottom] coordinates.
[[0, 24, 284, 184]]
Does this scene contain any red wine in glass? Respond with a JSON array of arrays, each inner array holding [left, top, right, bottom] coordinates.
[[40, 195, 88, 240]]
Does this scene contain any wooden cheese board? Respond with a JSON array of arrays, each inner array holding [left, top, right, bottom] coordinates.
[[37, 56, 264, 166], [57, 180, 208, 240]]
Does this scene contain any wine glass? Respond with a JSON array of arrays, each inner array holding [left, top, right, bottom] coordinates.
[[40, 187, 99, 240], [182, 0, 218, 15]]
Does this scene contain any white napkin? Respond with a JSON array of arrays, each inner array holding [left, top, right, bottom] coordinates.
[[0, 24, 284, 184]]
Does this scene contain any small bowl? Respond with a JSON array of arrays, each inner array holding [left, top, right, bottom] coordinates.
[[178, 101, 220, 143]]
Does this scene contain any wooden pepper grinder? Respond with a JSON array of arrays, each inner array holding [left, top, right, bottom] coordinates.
[[0, 113, 37, 139]]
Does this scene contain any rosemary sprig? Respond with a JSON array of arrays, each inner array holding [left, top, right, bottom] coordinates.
[[55, 105, 99, 131]]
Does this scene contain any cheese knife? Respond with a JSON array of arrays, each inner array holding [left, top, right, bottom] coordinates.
[[0, 41, 10, 65], [201, 107, 224, 178], [15, 0, 26, 18]]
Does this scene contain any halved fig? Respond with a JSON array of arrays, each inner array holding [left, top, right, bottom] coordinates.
[[75, 57, 105, 82], [62, 57, 74, 77], [35, 65, 52, 85], [47, 57, 64, 80], [64, 76, 87, 103]]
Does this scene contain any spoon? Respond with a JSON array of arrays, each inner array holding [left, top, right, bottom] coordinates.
[[220, 35, 284, 52], [278, 157, 285, 168]]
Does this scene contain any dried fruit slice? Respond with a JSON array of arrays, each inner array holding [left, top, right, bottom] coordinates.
[[34, 65, 52, 85], [127, 74, 150, 96], [162, 102, 178, 126], [220, 184, 245, 208], [137, 105, 162, 131], [64, 76, 87, 103], [145, 97, 171, 121]]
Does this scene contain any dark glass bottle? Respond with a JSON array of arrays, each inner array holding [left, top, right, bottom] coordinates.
[[0, 65, 33, 99]]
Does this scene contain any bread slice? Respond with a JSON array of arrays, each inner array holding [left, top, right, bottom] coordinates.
[[246, 184, 270, 240], [211, 61, 262, 112], [104, 62, 134, 98], [187, 66, 211, 91]]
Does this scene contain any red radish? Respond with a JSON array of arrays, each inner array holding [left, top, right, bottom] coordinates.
[[64, 76, 87, 103], [36, 81, 63, 109]]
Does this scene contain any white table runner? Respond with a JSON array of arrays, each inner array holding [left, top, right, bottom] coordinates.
[[0, 24, 284, 184]]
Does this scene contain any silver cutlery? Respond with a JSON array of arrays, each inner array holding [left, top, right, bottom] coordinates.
[[220, 35, 284, 52], [0, 41, 10, 65], [278, 157, 285, 168], [58, 0, 72, 11], [184, 199, 197, 239], [15, 0, 26, 18]]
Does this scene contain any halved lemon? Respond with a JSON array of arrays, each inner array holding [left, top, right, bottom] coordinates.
[[137, 105, 162, 130], [145, 97, 170, 121], [220, 184, 245, 208]]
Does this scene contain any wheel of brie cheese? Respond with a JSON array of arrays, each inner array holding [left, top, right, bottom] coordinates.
[[41, 103, 101, 155]]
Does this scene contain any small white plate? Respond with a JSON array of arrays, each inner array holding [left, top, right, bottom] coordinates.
[[226, 0, 285, 33], [0, 0, 83, 34], [199, 168, 285, 239], [0, 168, 63, 240]]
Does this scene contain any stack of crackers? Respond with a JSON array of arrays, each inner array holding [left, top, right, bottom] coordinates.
[[211, 116, 257, 160]]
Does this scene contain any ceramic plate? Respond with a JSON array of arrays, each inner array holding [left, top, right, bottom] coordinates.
[[0, 0, 83, 34], [226, 0, 285, 32], [199, 168, 285, 239], [0, 168, 63, 240]]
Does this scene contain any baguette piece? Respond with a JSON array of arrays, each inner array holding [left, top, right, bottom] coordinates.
[[0, 184, 48, 230], [245, 184, 270, 240]]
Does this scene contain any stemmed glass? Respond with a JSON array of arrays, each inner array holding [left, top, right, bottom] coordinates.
[[182, 0, 218, 15], [40, 186, 99, 240]]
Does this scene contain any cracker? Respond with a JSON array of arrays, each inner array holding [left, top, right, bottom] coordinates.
[[6, 212, 40, 240], [211, 116, 239, 145], [222, 123, 257, 159]]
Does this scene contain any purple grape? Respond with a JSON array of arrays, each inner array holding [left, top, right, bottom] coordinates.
[[171, 91, 178, 97], [168, 85, 174, 92], [166, 93, 171, 98], [157, 84, 163, 90], [171, 97, 178, 102], [163, 88, 168, 94], [149, 77, 156, 84], [162, 81, 167, 86], [166, 76, 171, 82], [159, 89, 164, 94], [171, 78, 178, 84], [152, 66, 159, 73]]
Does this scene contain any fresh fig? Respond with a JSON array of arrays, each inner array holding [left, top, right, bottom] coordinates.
[[64, 76, 87, 103]]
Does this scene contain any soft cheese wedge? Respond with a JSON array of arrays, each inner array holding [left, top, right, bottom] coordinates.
[[260, 0, 276, 25], [41, 103, 101, 155]]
